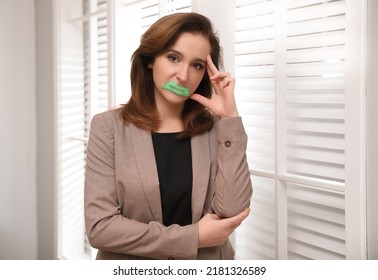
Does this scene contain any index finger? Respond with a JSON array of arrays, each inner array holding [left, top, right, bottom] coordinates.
[[206, 55, 219, 77]]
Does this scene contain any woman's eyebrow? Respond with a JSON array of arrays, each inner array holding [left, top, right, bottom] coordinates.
[[193, 57, 206, 65], [166, 49, 183, 57]]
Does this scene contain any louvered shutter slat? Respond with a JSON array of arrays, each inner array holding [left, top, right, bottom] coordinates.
[[288, 146, 344, 165], [287, 62, 345, 77], [287, 1, 345, 23], [287, 119, 344, 134], [236, 65, 275, 78]]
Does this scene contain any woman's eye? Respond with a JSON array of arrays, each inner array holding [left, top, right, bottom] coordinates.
[[168, 55, 179, 63], [193, 63, 205, 70]]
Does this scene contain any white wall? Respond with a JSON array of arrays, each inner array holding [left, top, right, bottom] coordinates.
[[0, 0, 37, 259], [191, 0, 235, 75], [367, 0, 378, 260]]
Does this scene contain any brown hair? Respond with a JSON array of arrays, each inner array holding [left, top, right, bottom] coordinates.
[[119, 12, 223, 138]]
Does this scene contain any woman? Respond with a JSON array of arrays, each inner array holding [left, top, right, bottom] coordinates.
[[84, 12, 252, 260]]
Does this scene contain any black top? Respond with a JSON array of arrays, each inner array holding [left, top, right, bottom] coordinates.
[[151, 132, 193, 227]]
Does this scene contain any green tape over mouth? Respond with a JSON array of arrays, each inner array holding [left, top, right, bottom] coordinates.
[[162, 81, 190, 97]]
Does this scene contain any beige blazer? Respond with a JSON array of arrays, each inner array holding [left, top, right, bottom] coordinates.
[[84, 108, 252, 260]]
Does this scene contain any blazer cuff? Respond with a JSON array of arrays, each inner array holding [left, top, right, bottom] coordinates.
[[215, 117, 247, 147], [166, 223, 199, 260]]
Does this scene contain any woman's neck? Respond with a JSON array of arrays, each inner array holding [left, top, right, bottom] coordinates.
[[156, 118, 183, 133], [155, 96, 185, 133]]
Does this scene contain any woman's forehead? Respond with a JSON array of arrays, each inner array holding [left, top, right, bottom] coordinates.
[[166, 32, 211, 59]]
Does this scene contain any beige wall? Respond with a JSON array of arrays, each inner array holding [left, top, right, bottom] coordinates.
[[0, 0, 37, 259]]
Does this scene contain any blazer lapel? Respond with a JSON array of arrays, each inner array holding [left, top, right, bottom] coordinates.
[[191, 131, 211, 222], [130, 124, 163, 223]]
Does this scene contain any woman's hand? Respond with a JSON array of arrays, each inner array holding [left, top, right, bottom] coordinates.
[[190, 55, 239, 119], [197, 208, 250, 248]]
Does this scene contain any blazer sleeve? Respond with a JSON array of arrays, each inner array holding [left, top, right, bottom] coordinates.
[[210, 117, 253, 218], [84, 113, 198, 259]]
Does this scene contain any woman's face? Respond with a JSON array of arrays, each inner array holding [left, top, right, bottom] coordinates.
[[150, 32, 211, 106]]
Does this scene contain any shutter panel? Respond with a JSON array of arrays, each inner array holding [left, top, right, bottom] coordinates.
[[287, 183, 345, 259], [59, 0, 111, 259], [235, 0, 276, 173], [234, 0, 277, 259], [234, 0, 347, 260], [58, 1, 88, 259], [96, 0, 110, 113], [285, 0, 347, 259], [286, 0, 346, 182]]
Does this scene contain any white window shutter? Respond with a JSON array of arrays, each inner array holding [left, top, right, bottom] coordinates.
[[58, 0, 88, 259], [58, 0, 111, 260], [234, 2, 277, 259], [234, 0, 351, 260], [95, 0, 110, 114], [235, 0, 276, 174]]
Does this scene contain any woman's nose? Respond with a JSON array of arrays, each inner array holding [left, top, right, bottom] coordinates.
[[176, 64, 189, 83]]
